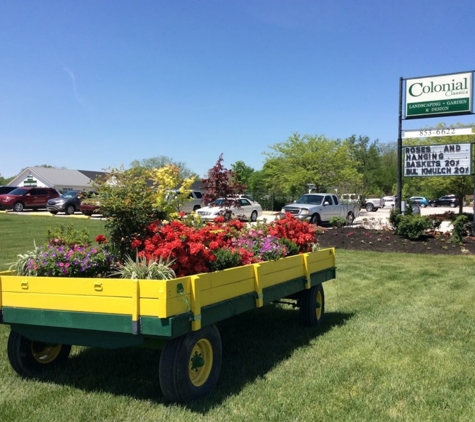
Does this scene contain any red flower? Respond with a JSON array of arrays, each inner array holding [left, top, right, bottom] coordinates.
[[131, 239, 142, 249], [95, 235, 107, 244]]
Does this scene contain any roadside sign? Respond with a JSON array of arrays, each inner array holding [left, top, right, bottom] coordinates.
[[405, 72, 472, 118], [403, 127, 474, 139], [404, 143, 472, 177]]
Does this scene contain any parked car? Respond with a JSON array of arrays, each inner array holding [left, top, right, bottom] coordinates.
[[196, 197, 262, 222], [0, 186, 17, 196], [166, 190, 203, 214], [363, 197, 383, 212], [430, 195, 459, 208], [47, 190, 96, 215], [382, 196, 397, 208], [409, 196, 430, 208], [79, 195, 101, 216], [281, 193, 360, 225], [0, 187, 60, 212]]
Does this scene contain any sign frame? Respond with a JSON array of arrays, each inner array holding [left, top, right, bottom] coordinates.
[[403, 143, 473, 177], [405, 71, 473, 119]]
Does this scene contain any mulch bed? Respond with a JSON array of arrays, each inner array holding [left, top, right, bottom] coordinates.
[[316, 226, 475, 256]]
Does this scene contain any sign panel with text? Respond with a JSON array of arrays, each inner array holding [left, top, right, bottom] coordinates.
[[406, 72, 472, 118], [404, 143, 472, 177]]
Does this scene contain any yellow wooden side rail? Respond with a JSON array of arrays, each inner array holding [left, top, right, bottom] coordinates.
[[0, 249, 335, 331]]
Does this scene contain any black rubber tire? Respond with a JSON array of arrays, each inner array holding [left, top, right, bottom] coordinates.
[[299, 284, 325, 327], [65, 205, 76, 215], [365, 203, 374, 212], [420, 204, 426, 208], [430, 203, 436, 207], [159, 324, 222, 403], [193, 205, 201, 212], [250, 211, 258, 222], [7, 330, 71, 377], [13, 202, 24, 212], [346, 212, 354, 225], [310, 213, 321, 225], [450, 203, 456, 208]]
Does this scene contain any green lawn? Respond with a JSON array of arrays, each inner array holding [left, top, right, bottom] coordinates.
[[1, 213, 475, 421]]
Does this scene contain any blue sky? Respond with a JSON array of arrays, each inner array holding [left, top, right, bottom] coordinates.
[[1, 0, 474, 179]]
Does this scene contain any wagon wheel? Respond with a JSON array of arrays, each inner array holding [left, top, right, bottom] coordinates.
[[7, 330, 72, 377], [159, 324, 222, 403], [299, 284, 325, 326]]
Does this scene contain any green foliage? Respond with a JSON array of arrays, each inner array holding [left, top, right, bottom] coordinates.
[[93, 166, 166, 260], [111, 255, 176, 280], [263, 133, 363, 194], [231, 160, 254, 187], [208, 248, 242, 272], [279, 237, 300, 256], [451, 215, 471, 243], [395, 215, 433, 240], [389, 208, 403, 229], [129, 155, 198, 180], [329, 216, 348, 228], [8, 241, 42, 275], [45, 223, 91, 247]]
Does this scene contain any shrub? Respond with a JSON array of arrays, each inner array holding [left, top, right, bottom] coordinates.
[[209, 248, 242, 272], [451, 215, 471, 243], [389, 208, 403, 229], [396, 215, 433, 240], [111, 255, 176, 280], [329, 216, 348, 228], [45, 223, 90, 247]]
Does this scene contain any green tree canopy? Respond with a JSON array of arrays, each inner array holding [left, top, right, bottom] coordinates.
[[130, 155, 197, 180], [263, 133, 362, 195]]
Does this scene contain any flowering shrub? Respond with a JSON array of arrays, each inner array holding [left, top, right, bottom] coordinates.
[[21, 243, 115, 278], [11, 232, 115, 278], [130, 213, 318, 277]]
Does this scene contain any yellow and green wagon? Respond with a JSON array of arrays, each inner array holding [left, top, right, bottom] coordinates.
[[0, 248, 336, 402]]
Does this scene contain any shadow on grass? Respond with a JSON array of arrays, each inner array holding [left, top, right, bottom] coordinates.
[[32, 306, 353, 411]]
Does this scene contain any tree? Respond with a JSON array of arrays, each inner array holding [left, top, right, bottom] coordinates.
[[345, 135, 383, 195], [263, 133, 362, 194], [130, 156, 198, 180], [201, 154, 245, 205], [231, 161, 254, 188]]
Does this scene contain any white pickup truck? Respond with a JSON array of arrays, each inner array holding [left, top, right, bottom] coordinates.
[[281, 193, 360, 225]]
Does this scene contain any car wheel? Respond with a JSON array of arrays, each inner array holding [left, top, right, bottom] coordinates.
[[13, 202, 24, 212], [346, 212, 354, 225], [193, 205, 201, 212], [430, 203, 436, 207], [250, 211, 258, 222], [65, 205, 76, 215], [450, 202, 456, 208], [365, 203, 374, 212], [420, 204, 426, 208], [310, 213, 321, 225]]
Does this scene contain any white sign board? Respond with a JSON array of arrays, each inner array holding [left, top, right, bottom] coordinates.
[[403, 127, 474, 139], [404, 143, 472, 177], [406, 72, 472, 118]]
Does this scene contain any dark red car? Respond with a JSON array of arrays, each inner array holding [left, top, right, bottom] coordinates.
[[0, 187, 60, 212]]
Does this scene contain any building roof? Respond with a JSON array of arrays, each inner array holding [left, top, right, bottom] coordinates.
[[9, 167, 106, 189]]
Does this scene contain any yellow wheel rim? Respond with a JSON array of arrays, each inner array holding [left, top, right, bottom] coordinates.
[[30, 342, 62, 364], [316, 290, 323, 320], [189, 339, 213, 387]]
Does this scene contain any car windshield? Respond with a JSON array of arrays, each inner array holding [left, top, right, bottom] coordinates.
[[61, 191, 79, 198], [7, 188, 29, 195], [296, 195, 323, 205]]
